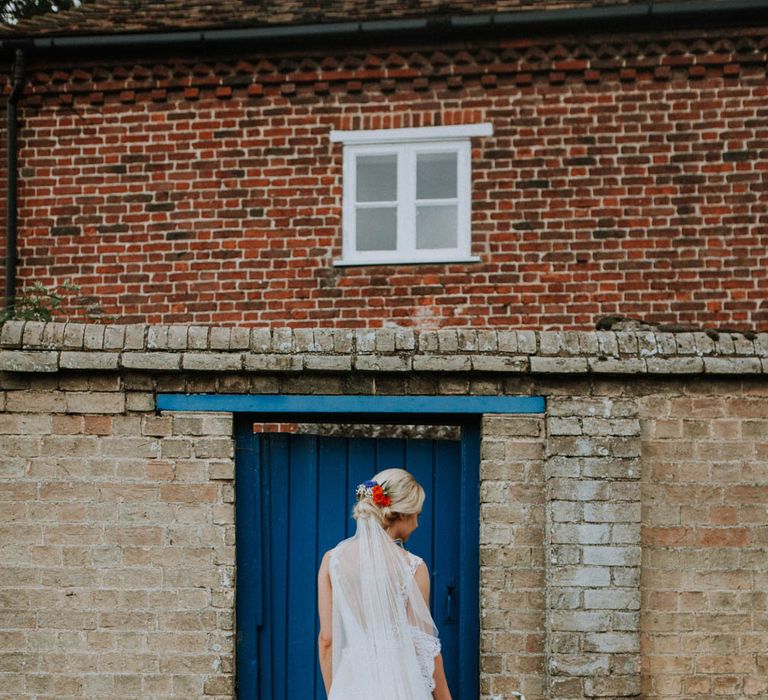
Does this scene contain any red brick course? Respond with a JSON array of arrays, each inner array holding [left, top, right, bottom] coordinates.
[[2, 29, 767, 329]]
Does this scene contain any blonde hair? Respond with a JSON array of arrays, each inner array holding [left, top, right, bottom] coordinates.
[[352, 468, 425, 528]]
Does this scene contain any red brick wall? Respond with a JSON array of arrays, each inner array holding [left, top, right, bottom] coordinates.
[[6, 28, 768, 328]]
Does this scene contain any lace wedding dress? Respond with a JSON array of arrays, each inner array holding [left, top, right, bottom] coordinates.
[[327, 516, 441, 700]]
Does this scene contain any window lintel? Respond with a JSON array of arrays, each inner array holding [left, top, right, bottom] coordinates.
[[330, 123, 493, 145]]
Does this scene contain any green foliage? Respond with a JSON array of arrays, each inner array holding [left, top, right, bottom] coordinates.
[[1, 0, 84, 24], [0, 281, 106, 323]]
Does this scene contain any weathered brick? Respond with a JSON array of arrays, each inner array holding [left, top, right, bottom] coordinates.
[[245, 328, 269, 353], [551, 610, 611, 632], [531, 357, 588, 373], [123, 324, 146, 350], [66, 392, 125, 414], [412, 355, 471, 371], [551, 566, 611, 587], [471, 355, 528, 372], [60, 352, 119, 370], [583, 632, 639, 653], [0, 351, 58, 373], [102, 325, 126, 350], [497, 330, 518, 353], [303, 355, 352, 371], [354, 330, 376, 353], [147, 325, 170, 350], [517, 331, 537, 355], [588, 357, 646, 373], [703, 357, 762, 374], [121, 353, 180, 371], [548, 417, 582, 435], [594, 331, 619, 358], [0, 321, 25, 348], [584, 674, 641, 696], [313, 329, 335, 353], [165, 325, 188, 350], [192, 438, 233, 459], [646, 357, 704, 373], [243, 353, 302, 371], [83, 325, 105, 351], [584, 503, 641, 523], [354, 355, 410, 372], [126, 392, 155, 412], [182, 353, 243, 372], [551, 523, 611, 544], [582, 545, 641, 566], [6, 391, 66, 413], [229, 327, 250, 350], [293, 328, 315, 352], [582, 418, 640, 437], [393, 329, 415, 351], [22, 321, 47, 347], [584, 589, 640, 610]]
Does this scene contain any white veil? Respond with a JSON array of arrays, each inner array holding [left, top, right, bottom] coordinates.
[[329, 514, 441, 700]]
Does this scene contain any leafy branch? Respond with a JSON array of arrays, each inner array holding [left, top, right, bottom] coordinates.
[[0, 281, 108, 323]]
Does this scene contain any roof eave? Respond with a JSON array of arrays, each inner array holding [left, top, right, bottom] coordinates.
[[1, 0, 767, 54]]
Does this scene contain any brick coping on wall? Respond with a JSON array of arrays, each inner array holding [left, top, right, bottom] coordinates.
[[1, 320, 767, 375]]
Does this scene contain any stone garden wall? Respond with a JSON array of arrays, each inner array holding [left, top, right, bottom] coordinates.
[[1, 321, 766, 700]]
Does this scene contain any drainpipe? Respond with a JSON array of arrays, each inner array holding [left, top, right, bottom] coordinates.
[[5, 48, 25, 314]]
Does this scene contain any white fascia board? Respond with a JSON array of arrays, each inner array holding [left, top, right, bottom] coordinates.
[[330, 123, 494, 144]]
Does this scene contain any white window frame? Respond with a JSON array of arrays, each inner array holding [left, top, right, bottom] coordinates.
[[330, 124, 493, 266]]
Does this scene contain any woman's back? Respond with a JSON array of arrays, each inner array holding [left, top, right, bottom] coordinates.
[[317, 469, 451, 700], [326, 518, 439, 700]]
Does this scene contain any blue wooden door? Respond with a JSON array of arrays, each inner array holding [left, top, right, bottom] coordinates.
[[235, 422, 480, 699]]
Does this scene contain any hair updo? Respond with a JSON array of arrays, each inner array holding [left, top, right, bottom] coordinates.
[[353, 468, 425, 528]]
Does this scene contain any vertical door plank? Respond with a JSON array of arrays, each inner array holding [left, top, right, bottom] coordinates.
[[286, 435, 319, 699], [235, 421, 259, 700], [267, 434, 290, 700], [434, 439, 462, 695], [376, 436, 407, 471], [315, 437, 349, 700], [403, 438, 435, 574]]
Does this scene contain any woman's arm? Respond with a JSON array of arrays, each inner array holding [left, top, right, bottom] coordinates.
[[414, 563, 452, 700], [317, 551, 333, 695], [431, 654, 452, 700]]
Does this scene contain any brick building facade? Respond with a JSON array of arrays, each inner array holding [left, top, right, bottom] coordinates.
[[1, 2, 767, 700], [1, 322, 767, 699], [1, 1, 767, 328]]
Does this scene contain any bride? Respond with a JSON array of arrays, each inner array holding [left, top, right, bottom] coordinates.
[[317, 468, 453, 700]]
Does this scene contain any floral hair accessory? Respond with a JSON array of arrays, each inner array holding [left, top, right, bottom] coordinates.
[[355, 479, 392, 507]]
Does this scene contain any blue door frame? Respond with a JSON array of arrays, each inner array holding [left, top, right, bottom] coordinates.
[[155, 394, 545, 698]]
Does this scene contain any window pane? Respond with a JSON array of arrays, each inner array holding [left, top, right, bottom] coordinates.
[[416, 152, 457, 200], [356, 207, 397, 251], [356, 155, 397, 202], [416, 204, 458, 249]]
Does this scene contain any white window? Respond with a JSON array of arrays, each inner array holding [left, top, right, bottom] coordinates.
[[330, 124, 493, 265]]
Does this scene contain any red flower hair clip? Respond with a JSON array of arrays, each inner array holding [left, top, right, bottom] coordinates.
[[356, 480, 391, 507]]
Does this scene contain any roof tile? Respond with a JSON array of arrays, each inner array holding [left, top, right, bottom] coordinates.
[[2, 0, 654, 37]]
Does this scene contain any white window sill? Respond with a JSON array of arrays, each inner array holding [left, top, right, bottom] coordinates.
[[333, 256, 481, 267]]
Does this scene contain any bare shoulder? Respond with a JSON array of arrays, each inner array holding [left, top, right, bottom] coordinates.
[[414, 560, 430, 602], [414, 559, 430, 583], [318, 549, 333, 574]]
